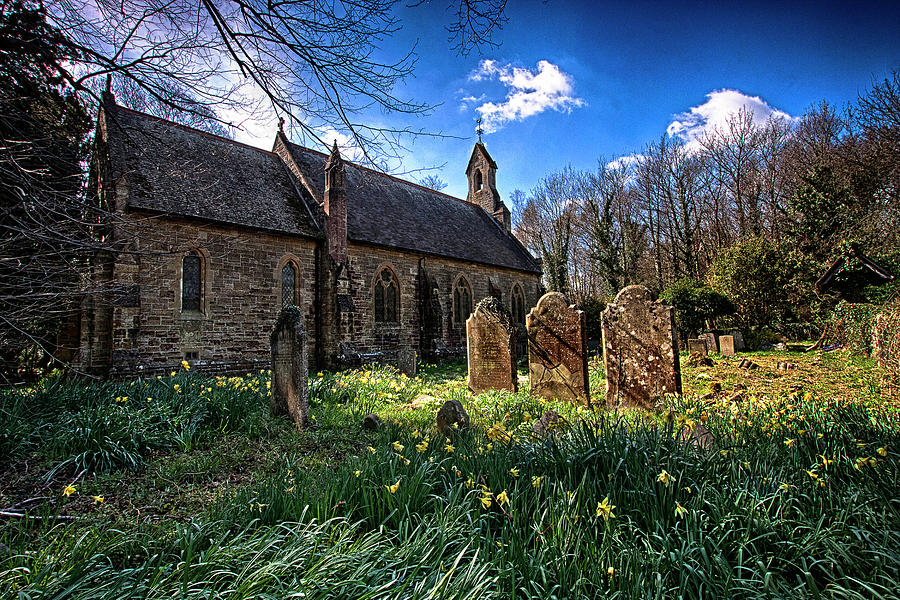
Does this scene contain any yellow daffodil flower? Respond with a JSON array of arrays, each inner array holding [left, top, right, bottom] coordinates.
[[386, 480, 400, 494], [92, 495, 104, 504], [62, 485, 76, 497], [674, 502, 688, 519], [596, 496, 615, 520], [657, 470, 675, 487], [480, 496, 492, 509], [531, 475, 543, 488], [353, 470, 361, 478], [367, 446, 377, 454], [415, 440, 428, 453], [445, 443, 455, 453], [784, 438, 796, 447], [509, 467, 520, 477], [877, 446, 888, 457], [496, 490, 510, 505], [392, 441, 404, 452]]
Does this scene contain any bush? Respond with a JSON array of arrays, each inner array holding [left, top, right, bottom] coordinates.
[[660, 278, 733, 341]]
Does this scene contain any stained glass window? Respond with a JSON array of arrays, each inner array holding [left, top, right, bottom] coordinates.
[[182, 251, 201, 312], [454, 277, 472, 324], [282, 263, 296, 308], [374, 268, 399, 323]]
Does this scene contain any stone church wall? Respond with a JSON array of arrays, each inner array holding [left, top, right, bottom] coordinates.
[[78, 214, 540, 377]]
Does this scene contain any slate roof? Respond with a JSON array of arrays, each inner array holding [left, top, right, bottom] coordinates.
[[283, 141, 541, 273], [102, 103, 319, 238], [101, 100, 540, 273]]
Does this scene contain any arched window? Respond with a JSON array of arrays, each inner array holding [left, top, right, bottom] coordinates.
[[511, 283, 526, 325], [281, 262, 297, 308], [374, 267, 399, 323], [181, 251, 202, 312], [474, 170, 483, 191], [453, 276, 472, 324]]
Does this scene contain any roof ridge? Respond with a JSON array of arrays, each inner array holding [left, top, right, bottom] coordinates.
[[286, 141, 471, 205], [111, 104, 279, 156]]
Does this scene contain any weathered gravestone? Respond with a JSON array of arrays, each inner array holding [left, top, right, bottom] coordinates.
[[688, 339, 708, 356], [527, 292, 589, 404], [602, 285, 682, 409], [719, 335, 736, 357], [398, 349, 417, 377], [699, 332, 718, 354], [270, 306, 309, 426], [467, 297, 517, 393]]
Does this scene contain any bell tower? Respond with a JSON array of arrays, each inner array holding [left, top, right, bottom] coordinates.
[[465, 138, 511, 233]]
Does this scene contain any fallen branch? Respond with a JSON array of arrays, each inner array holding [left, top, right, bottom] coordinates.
[[0, 510, 79, 521]]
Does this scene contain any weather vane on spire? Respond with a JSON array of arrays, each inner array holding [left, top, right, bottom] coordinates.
[[476, 118, 484, 143]]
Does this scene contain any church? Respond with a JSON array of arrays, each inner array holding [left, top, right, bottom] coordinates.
[[70, 94, 542, 377]]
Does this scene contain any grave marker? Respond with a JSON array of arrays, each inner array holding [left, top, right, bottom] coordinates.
[[527, 292, 589, 404], [466, 297, 517, 393], [719, 335, 736, 357], [270, 306, 309, 426]]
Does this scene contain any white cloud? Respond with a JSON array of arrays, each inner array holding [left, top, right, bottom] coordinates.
[[667, 89, 794, 150], [466, 59, 585, 133], [606, 153, 642, 171]]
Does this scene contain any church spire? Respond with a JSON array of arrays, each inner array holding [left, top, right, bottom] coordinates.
[[465, 142, 511, 233]]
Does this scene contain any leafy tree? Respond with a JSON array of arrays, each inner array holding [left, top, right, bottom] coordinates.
[[659, 277, 733, 341], [707, 237, 796, 331]]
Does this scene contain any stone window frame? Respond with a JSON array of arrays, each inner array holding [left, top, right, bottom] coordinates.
[[175, 247, 210, 321], [474, 169, 483, 191], [510, 282, 526, 325], [452, 274, 473, 326], [276, 254, 303, 310], [372, 263, 401, 326]]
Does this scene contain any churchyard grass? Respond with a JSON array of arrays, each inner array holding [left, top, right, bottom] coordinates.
[[2, 351, 900, 598]]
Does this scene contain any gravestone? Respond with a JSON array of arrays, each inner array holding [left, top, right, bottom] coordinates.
[[270, 306, 309, 426], [727, 330, 746, 352], [719, 335, 736, 356], [602, 285, 681, 409], [687, 339, 708, 356], [466, 297, 517, 393], [398, 349, 416, 377], [527, 292, 589, 404], [699, 332, 718, 354]]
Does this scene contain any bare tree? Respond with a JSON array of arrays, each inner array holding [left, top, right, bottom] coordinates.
[[44, 0, 510, 165]]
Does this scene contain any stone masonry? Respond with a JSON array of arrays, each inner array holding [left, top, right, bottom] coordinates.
[[602, 285, 681, 409]]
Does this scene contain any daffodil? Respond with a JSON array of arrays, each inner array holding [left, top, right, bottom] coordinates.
[[784, 438, 796, 447], [509, 467, 520, 477], [657, 470, 675, 487], [62, 484, 76, 497], [445, 443, 455, 453], [480, 496, 492, 509], [386, 480, 400, 494], [496, 490, 510, 505], [367, 446, 377, 454], [92, 495, 104, 504], [415, 440, 428, 453], [878, 446, 888, 457], [607, 567, 616, 577], [392, 441, 404, 452], [596, 496, 615, 520], [353, 470, 361, 478], [181, 360, 190, 370], [531, 475, 543, 488], [674, 502, 688, 519]]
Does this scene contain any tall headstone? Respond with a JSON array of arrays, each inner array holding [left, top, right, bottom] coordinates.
[[719, 335, 736, 357], [270, 306, 309, 426], [699, 332, 718, 354], [602, 285, 681, 409], [728, 330, 746, 352], [398, 349, 417, 377], [466, 297, 517, 393], [527, 292, 589, 404], [688, 339, 708, 356]]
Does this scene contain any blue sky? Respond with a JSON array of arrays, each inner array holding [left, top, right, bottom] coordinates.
[[235, 0, 900, 201]]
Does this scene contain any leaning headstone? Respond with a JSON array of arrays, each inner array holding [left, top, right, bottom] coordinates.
[[719, 335, 736, 356], [699, 332, 718, 354], [602, 285, 681, 409], [527, 292, 589, 404], [436, 399, 470, 434], [398, 349, 417, 377], [467, 297, 517, 393], [270, 306, 309, 426], [688, 339, 708, 356]]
